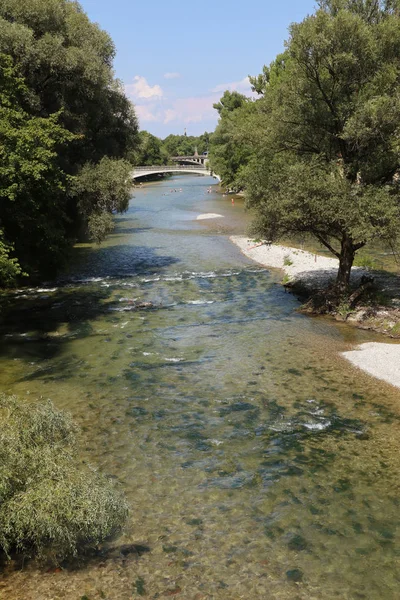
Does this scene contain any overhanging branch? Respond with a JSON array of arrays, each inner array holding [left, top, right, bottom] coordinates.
[[313, 232, 340, 258]]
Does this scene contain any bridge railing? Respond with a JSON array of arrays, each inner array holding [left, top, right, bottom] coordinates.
[[171, 156, 207, 162], [133, 165, 207, 172]]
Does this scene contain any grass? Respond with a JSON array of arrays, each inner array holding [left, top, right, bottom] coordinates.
[[353, 252, 378, 270], [283, 254, 293, 267], [337, 299, 352, 319]]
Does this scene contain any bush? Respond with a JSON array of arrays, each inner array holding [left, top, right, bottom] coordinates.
[[88, 213, 115, 244], [353, 253, 377, 270], [0, 395, 128, 563]]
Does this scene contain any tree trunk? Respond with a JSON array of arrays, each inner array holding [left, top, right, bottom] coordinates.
[[336, 234, 355, 294]]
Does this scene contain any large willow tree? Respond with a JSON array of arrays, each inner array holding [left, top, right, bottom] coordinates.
[[0, 0, 139, 283], [245, 0, 400, 293]]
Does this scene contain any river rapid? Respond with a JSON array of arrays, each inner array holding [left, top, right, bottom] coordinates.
[[1, 175, 400, 600]]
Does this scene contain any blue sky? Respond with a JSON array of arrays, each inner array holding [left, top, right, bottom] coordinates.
[[79, 0, 317, 138]]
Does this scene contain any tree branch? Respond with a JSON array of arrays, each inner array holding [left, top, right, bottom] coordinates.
[[354, 241, 366, 251], [313, 232, 341, 258]]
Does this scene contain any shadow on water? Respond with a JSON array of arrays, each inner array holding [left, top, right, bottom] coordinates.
[[113, 216, 154, 235], [0, 244, 179, 366], [0, 287, 113, 365], [0, 543, 151, 575], [64, 542, 151, 572], [113, 228, 153, 235], [65, 244, 180, 280]]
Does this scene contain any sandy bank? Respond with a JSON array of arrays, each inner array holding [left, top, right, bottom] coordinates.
[[342, 343, 400, 389], [230, 235, 400, 391]]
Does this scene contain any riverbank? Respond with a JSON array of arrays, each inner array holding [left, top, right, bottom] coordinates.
[[230, 235, 400, 390], [342, 343, 400, 389], [230, 236, 341, 289]]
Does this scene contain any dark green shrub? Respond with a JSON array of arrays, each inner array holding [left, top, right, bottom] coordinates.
[[0, 395, 128, 563]]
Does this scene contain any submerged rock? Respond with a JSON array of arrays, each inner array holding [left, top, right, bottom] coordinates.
[[286, 568, 304, 582]]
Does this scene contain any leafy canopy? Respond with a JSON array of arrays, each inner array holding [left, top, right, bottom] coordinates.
[[244, 1, 400, 290], [0, 0, 139, 285], [209, 91, 256, 189], [134, 131, 169, 166]]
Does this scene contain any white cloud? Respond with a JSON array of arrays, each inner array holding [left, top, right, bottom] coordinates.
[[163, 108, 178, 124], [125, 76, 163, 100], [163, 94, 219, 125], [131, 90, 219, 129], [127, 73, 256, 133], [135, 104, 160, 123], [211, 76, 253, 95]]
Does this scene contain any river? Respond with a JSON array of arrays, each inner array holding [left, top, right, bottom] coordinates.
[[1, 175, 400, 600]]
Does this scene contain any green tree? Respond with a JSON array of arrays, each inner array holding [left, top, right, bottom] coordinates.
[[135, 131, 169, 165], [197, 132, 211, 154], [162, 133, 210, 157], [0, 53, 76, 282], [71, 157, 133, 243], [0, 0, 139, 282], [162, 134, 193, 156], [213, 90, 249, 116], [209, 92, 255, 189], [245, 1, 400, 293]]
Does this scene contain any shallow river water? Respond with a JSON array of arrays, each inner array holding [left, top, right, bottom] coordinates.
[[1, 175, 400, 600]]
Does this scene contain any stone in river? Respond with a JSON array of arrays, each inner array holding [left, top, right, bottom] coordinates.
[[286, 568, 304, 582]]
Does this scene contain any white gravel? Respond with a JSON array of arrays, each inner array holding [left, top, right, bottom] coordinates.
[[196, 213, 224, 220], [342, 343, 400, 389], [230, 235, 400, 390], [230, 235, 340, 287]]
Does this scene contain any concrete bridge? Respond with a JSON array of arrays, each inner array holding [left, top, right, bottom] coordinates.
[[171, 155, 208, 166], [132, 164, 219, 181]]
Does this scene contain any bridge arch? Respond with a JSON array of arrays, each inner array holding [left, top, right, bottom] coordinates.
[[132, 165, 220, 181]]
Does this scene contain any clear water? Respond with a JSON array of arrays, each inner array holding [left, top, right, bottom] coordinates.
[[1, 175, 400, 600]]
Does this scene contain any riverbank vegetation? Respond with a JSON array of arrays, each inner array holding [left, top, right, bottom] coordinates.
[[0, 394, 128, 564], [134, 131, 211, 167], [0, 1, 213, 286], [210, 0, 400, 297], [0, 0, 139, 286]]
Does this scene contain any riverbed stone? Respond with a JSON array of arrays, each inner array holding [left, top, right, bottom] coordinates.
[[286, 568, 304, 582]]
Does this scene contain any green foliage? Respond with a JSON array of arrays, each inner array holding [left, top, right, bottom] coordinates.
[[0, 53, 77, 283], [283, 254, 293, 266], [134, 131, 169, 166], [0, 236, 24, 287], [162, 132, 210, 157], [317, 0, 400, 19], [72, 157, 132, 231], [71, 157, 132, 242], [87, 213, 115, 245], [209, 95, 256, 189], [0, 0, 139, 284], [244, 2, 400, 291], [353, 252, 378, 269], [213, 90, 249, 116], [0, 394, 128, 563], [249, 52, 288, 95], [337, 298, 352, 319]]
